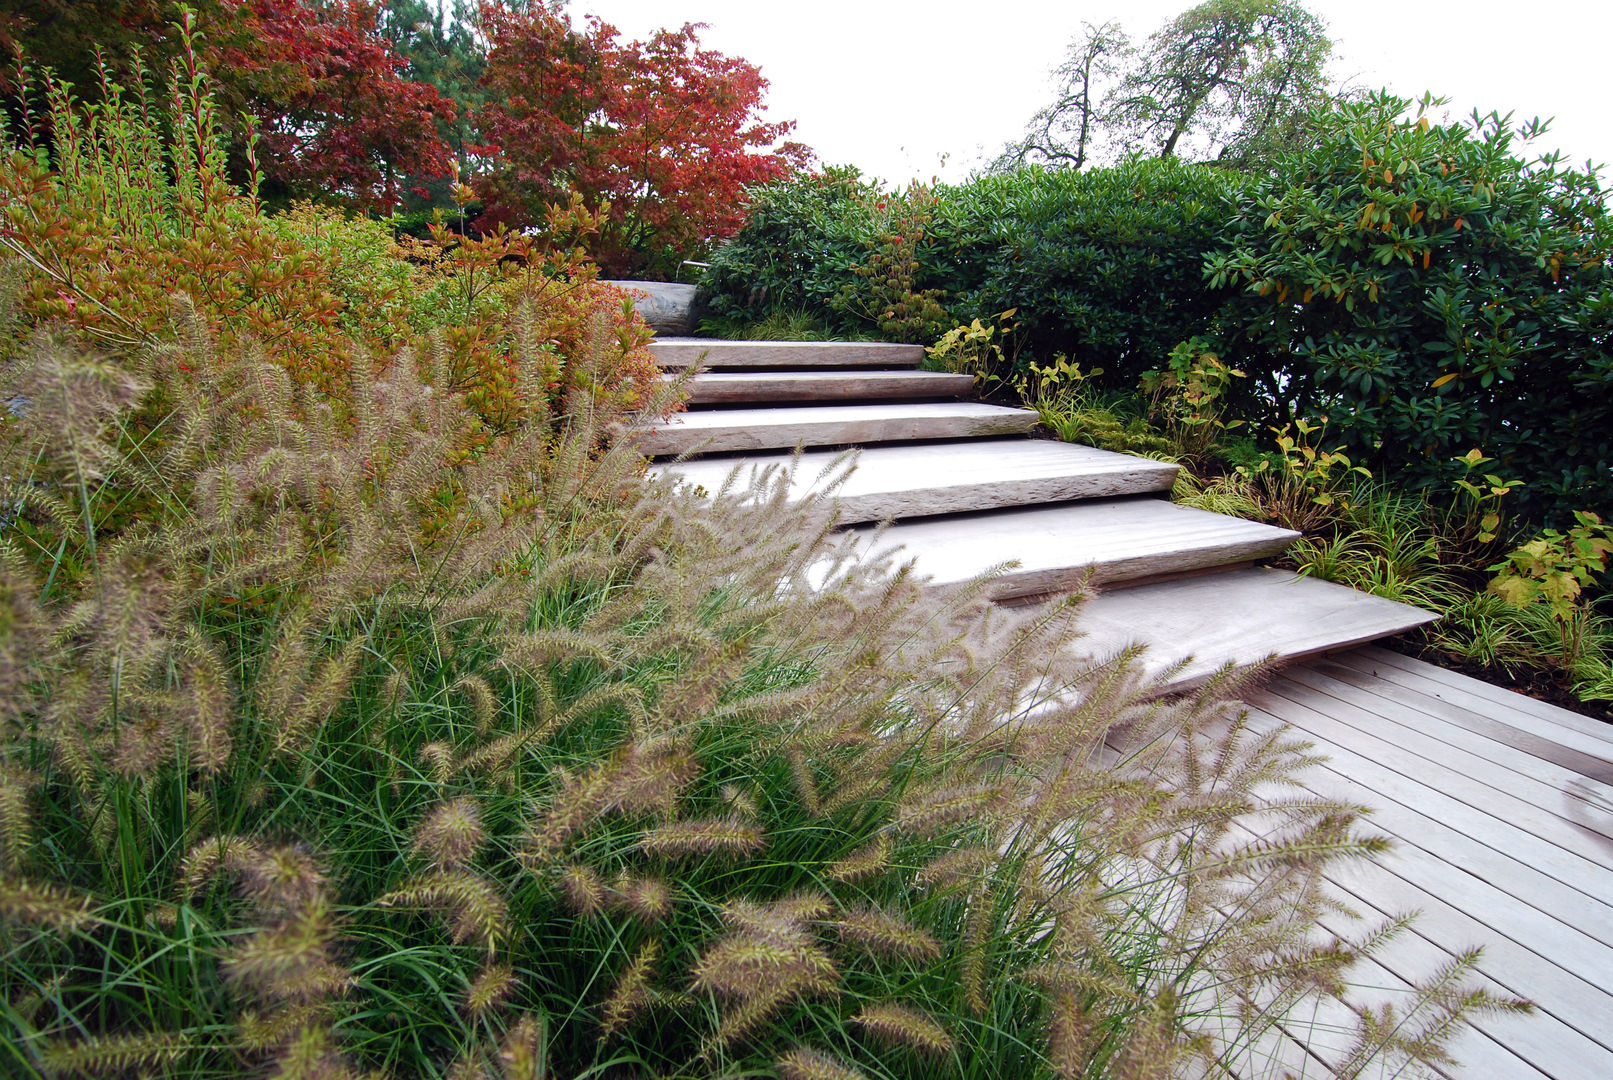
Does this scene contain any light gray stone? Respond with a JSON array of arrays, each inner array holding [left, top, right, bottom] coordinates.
[[607, 280, 697, 333], [676, 370, 974, 404], [651, 337, 925, 369], [1068, 567, 1438, 694], [846, 497, 1301, 599], [637, 402, 1038, 457], [657, 440, 1178, 522]]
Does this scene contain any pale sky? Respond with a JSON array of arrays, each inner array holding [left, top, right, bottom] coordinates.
[[578, 0, 1613, 185]]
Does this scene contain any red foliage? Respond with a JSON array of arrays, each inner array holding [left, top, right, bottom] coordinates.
[[0, 0, 453, 212], [475, 2, 810, 277], [225, 0, 455, 210]]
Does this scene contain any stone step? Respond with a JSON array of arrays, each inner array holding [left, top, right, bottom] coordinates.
[[676, 369, 974, 405], [637, 403, 1039, 457], [851, 497, 1301, 599], [658, 440, 1179, 523], [1071, 567, 1439, 695], [651, 337, 925, 369]]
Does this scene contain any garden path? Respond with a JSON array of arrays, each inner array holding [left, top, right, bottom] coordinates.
[[643, 337, 1613, 1078]]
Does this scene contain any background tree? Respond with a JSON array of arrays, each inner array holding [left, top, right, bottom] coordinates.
[[475, 1, 809, 277], [1, 0, 454, 209], [995, 21, 1130, 171], [234, 0, 456, 209], [381, 0, 487, 181], [1108, 0, 1333, 164]]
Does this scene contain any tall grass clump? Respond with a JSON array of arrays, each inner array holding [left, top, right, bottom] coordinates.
[[0, 38, 1522, 1080]]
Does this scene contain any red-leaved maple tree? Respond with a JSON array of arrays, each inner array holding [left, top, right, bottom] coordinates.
[[224, 0, 455, 210], [475, 1, 810, 277], [1, 0, 454, 211]]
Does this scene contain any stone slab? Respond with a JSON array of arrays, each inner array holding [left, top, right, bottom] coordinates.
[[850, 497, 1301, 598], [1068, 567, 1438, 694], [676, 370, 975, 404], [636, 402, 1039, 457], [606, 280, 697, 333], [650, 337, 926, 369], [657, 440, 1178, 522]]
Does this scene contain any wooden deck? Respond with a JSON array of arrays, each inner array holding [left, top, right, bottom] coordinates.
[[1241, 646, 1613, 1079]]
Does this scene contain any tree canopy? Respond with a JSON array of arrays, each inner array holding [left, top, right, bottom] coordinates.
[[1001, 0, 1334, 170], [1, 1, 808, 273]]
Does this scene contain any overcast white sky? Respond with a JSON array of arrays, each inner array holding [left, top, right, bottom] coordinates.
[[577, 0, 1613, 185]]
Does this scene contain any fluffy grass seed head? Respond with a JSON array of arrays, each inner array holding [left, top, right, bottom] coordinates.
[[851, 1002, 953, 1057], [635, 815, 764, 860], [777, 1046, 870, 1080], [831, 905, 941, 963], [463, 962, 518, 1018], [411, 796, 487, 871]]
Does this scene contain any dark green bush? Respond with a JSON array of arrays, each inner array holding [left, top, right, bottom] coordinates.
[[1208, 92, 1613, 525], [702, 161, 1244, 381], [937, 160, 1245, 383], [698, 166, 882, 327]]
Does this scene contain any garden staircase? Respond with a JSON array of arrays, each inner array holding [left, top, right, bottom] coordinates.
[[644, 337, 1437, 692]]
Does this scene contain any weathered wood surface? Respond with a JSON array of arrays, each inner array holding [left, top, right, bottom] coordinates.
[[1244, 647, 1613, 1079], [651, 337, 926, 369], [636, 402, 1039, 456], [855, 497, 1300, 597], [655, 439, 1178, 522], [1069, 567, 1437, 691], [675, 369, 975, 403]]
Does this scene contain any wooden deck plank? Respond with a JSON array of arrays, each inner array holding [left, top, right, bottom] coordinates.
[[1245, 689, 1613, 917], [1258, 671, 1613, 865], [1344, 647, 1613, 749], [1237, 655, 1613, 1078], [1309, 919, 1551, 1080], [1293, 657, 1613, 788], [1219, 820, 1565, 1079], [1238, 703, 1613, 950], [1328, 854, 1613, 1055], [1297, 658, 1613, 810]]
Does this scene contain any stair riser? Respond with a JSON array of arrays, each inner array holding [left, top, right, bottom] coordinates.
[[963, 535, 1297, 599], [678, 372, 973, 404], [639, 413, 1038, 456], [1063, 568, 1440, 696], [652, 339, 925, 369]]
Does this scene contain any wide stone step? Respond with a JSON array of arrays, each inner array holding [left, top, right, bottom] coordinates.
[[659, 440, 1179, 523], [1071, 567, 1439, 695], [638, 403, 1039, 457], [852, 497, 1301, 599], [676, 369, 974, 404], [651, 337, 925, 369]]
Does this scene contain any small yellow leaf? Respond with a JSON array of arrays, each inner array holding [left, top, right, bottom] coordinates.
[[1432, 373, 1459, 389]]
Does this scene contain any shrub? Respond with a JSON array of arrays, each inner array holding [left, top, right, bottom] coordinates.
[[1208, 91, 1613, 525], [0, 51, 662, 451], [939, 159, 1246, 384], [703, 160, 1245, 380], [699, 167, 888, 330]]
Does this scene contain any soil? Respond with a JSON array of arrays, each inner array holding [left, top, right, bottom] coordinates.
[[1380, 636, 1613, 725]]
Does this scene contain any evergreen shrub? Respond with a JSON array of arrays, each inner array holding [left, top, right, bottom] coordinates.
[[1209, 92, 1613, 525]]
